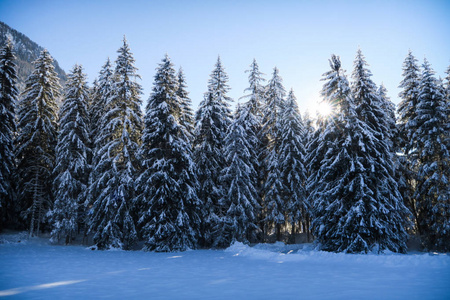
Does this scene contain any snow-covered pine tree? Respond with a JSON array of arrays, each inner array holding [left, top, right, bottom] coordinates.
[[51, 65, 90, 244], [308, 54, 353, 251], [303, 110, 320, 216], [377, 84, 397, 151], [214, 104, 260, 248], [87, 38, 142, 250], [304, 110, 324, 194], [378, 83, 414, 235], [87, 77, 98, 149], [16, 49, 61, 236], [352, 50, 389, 138], [413, 59, 450, 251], [261, 67, 286, 241], [242, 59, 266, 119], [86, 58, 114, 219], [85, 78, 97, 174], [397, 51, 421, 228], [193, 56, 233, 248], [398, 51, 421, 154], [279, 89, 308, 240], [347, 50, 409, 252], [311, 54, 409, 253], [135, 54, 201, 252], [176, 67, 194, 140], [0, 40, 18, 230], [241, 59, 265, 239], [89, 58, 114, 152]]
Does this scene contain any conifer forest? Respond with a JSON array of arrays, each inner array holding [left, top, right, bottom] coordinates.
[[1, 37, 450, 254]]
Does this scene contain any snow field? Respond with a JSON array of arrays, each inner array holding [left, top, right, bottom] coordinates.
[[1, 234, 449, 299]]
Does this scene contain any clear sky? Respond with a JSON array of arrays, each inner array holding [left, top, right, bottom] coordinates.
[[1, 0, 449, 113]]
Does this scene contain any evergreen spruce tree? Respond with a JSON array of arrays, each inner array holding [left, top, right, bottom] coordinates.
[[136, 54, 201, 252], [378, 84, 414, 235], [50, 65, 90, 244], [279, 89, 308, 239], [398, 51, 421, 153], [89, 58, 114, 152], [352, 50, 389, 137], [304, 111, 326, 203], [397, 51, 421, 228], [241, 59, 265, 239], [176, 67, 194, 139], [302, 111, 315, 147], [16, 49, 61, 236], [87, 38, 142, 250], [87, 77, 99, 150], [377, 84, 397, 151], [193, 57, 233, 247], [0, 40, 18, 230], [261, 67, 286, 241], [302, 111, 317, 224], [413, 59, 450, 251], [311, 54, 408, 253], [86, 58, 114, 218], [351, 50, 409, 252], [308, 55, 353, 251], [214, 104, 260, 248], [242, 59, 265, 119]]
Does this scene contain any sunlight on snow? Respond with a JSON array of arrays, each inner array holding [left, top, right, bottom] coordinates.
[[0, 280, 86, 296]]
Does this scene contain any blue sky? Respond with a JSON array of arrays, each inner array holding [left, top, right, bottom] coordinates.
[[1, 0, 449, 113]]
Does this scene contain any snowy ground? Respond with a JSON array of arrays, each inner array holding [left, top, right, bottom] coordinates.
[[0, 232, 449, 299]]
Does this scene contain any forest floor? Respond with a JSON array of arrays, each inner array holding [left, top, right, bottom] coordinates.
[[0, 231, 449, 299]]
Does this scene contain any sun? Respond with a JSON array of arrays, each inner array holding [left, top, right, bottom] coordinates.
[[313, 100, 333, 117]]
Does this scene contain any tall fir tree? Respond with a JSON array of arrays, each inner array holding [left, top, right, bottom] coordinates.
[[176, 67, 194, 140], [16, 49, 61, 236], [378, 84, 414, 235], [214, 104, 260, 248], [261, 67, 286, 241], [86, 58, 114, 219], [308, 54, 353, 251], [87, 38, 142, 250], [413, 59, 450, 251], [279, 89, 308, 239], [304, 111, 326, 201], [136, 54, 201, 252], [352, 50, 389, 138], [351, 50, 409, 252], [193, 56, 233, 247], [89, 58, 114, 153], [397, 51, 421, 153], [50, 65, 90, 244], [397, 51, 421, 229], [87, 78, 99, 153], [377, 84, 397, 152], [0, 40, 18, 230], [311, 54, 409, 253], [242, 59, 265, 119], [241, 59, 266, 238]]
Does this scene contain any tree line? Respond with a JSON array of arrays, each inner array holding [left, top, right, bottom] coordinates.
[[0, 38, 449, 253]]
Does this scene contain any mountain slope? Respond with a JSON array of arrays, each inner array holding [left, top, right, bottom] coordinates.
[[0, 21, 67, 92]]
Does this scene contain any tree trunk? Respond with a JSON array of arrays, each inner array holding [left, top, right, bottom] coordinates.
[[29, 171, 39, 237], [276, 223, 281, 242]]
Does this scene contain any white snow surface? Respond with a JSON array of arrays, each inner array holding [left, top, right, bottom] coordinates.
[[1, 233, 449, 299]]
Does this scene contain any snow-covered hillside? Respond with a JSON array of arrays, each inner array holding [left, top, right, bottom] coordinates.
[[1, 233, 449, 299]]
